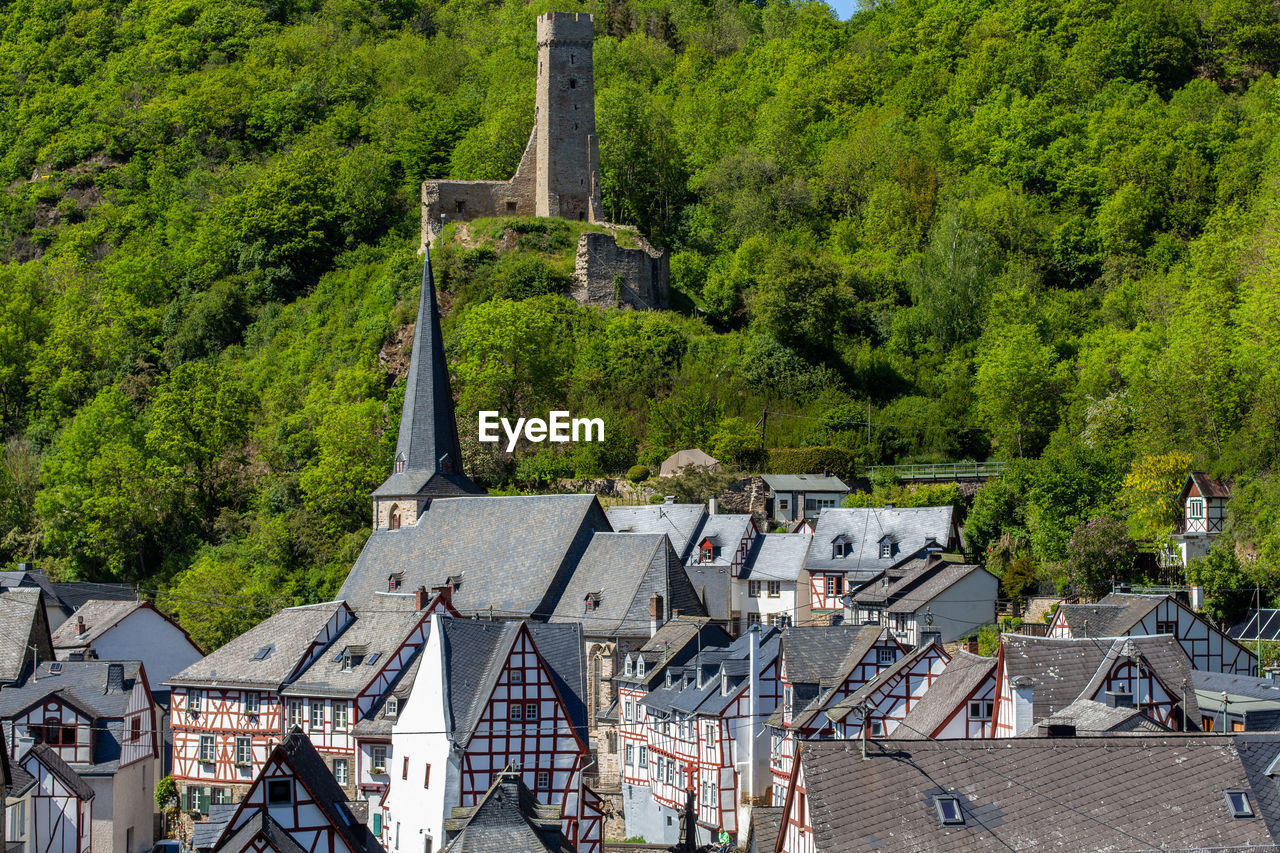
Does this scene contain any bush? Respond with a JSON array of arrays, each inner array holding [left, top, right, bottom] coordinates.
[[626, 465, 650, 482], [767, 446, 860, 482], [978, 623, 1000, 656]]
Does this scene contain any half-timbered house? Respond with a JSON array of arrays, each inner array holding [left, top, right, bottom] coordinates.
[[763, 626, 904, 802], [823, 640, 950, 739], [383, 614, 601, 853], [616, 617, 731, 844], [631, 626, 783, 844], [441, 771, 576, 853], [1173, 471, 1230, 567], [800, 506, 959, 626], [848, 554, 997, 645], [0, 586, 55, 685], [734, 533, 810, 634], [991, 634, 1201, 736], [893, 650, 997, 739], [682, 512, 756, 628], [775, 736, 1280, 853], [0, 660, 159, 852], [207, 728, 381, 853], [14, 745, 95, 853], [1048, 592, 1255, 675]]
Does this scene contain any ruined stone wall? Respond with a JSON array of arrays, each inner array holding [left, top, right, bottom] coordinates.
[[420, 128, 539, 247], [571, 230, 669, 310]]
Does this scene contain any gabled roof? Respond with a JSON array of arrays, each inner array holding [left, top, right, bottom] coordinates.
[[1194, 670, 1280, 704], [1016, 698, 1168, 736], [443, 772, 571, 853], [50, 600, 152, 650], [641, 628, 781, 718], [1053, 593, 1167, 638], [0, 570, 64, 611], [606, 503, 708, 561], [281, 598, 430, 699], [762, 474, 848, 493], [340, 494, 609, 614], [439, 618, 587, 744], [6, 762, 34, 798], [887, 563, 995, 614], [781, 626, 897, 730], [0, 587, 53, 683], [790, 736, 1280, 852], [1180, 470, 1231, 501], [193, 803, 239, 851], [215, 810, 308, 853], [999, 634, 1200, 725], [896, 651, 996, 739], [168, 601, 350, 689], [49, 581, 135, 612], [618, 616, 733, 688], [0, 659, 142, 721], [806, 506, 955, 580], [373, 251, 481, 500], [826, 642, 944, 725], [548, 533, 705, 638], [740, 533, 811, 583], [23, 744, 95, 800], [686, 514, 753, 567]]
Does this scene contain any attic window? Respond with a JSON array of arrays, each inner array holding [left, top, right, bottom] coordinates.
[[833, 542, 849, 558], [879, 540, 892, 559], [700, 543, 714, 563], [625, 657, 634, 676], [394, 453, 406, 474], [1226, 790, 1254, 818], [367, 652, 381, 666], [267, 780, 292, 806], [251, 646, 273, 662], [49, 662, 62, 674], [636, 659, 645, 676], [585, 593, 601, 612], [1189, 498, 1205, 519], [446, 573, 463, 590], [389, 573, 404, 592], [386, 696, 399, 718], [935, 796, 964, 825]]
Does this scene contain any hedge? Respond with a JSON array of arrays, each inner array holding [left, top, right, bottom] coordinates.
[[766, 446, 860, 483]]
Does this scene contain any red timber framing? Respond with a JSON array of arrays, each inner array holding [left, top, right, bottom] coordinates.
[[768, 634, 904, 801], [216, 749, 356, 853], [461, 624, 601, 853], [618, 684, 649, 788], [1047, 595, 1255, 675], [9, 698, 92, 766], [925, 667, 998, 740], [808, 574, 846, 613], [23, 750, 94, 853], [776, 757, 813, 853], [830, 645, 950, 739], [171, 688, 284, 786]]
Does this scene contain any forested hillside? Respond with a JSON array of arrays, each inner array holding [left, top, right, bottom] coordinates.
[[2, 0, 1279, 646]]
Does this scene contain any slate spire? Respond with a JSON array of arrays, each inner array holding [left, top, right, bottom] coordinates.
[[373, 251, 483, 502]]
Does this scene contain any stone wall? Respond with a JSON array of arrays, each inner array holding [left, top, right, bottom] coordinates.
[[571, 230, 669, 310]]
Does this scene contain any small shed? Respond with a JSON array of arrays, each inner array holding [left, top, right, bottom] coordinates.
[[659, 448, 721, 478]]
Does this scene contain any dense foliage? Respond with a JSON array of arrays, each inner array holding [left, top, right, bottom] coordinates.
[[2, 0, 1280, 642]]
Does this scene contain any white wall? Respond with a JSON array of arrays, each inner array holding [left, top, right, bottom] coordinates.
[[83, 608, 204, 693], [905, 570, 998, 644], [730, 580, 797, 629]]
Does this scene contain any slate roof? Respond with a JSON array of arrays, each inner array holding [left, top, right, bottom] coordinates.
[[1195, 670, 1280, 703], [23, 744, 95, 801], [739, 533, 811, 582], [641, 627, 781, 718], [1053, 593, 1165, 637], [688, 514, 753, 565], [443, 772, 570, 853], [1018, 698, 1169, 736], [192, 804, 238, 851], [1183, 470, 1231, 500], [1000, 634, 1200, 726], [747, 807, 783, 853], [439, 618, 587, 743], [340, 494, 608, 614], [826, 642, 941, 725], [792, 736, 1280, 852], [215, 811, 307, 853], [761, 474, 848, 493], [49, 582, 135, 612], [607, 503, 707, 561], [372, 251, 481, 500], [549, 533, 705, 638], [887, 563, 995, 614], [50, 599, 144, 650], [806, 506, 955, 580], [5, 762, 35, 798], [0, 660, 141, 719], [1234, 732, 1280, 842], [0, 587, 50, 683], [896, 651, 996, 739], [617, 617, 733, 690], [282, 598, 428, 699], [168, 601, 350, 689], [777, 626, 894, 730], [0, 570, 62, 608], [352, 651, 423, 739]]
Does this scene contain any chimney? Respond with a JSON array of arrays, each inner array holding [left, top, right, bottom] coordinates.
[[1266, 666, 1280, 684], [1105, 690, 1134, 709], [967, 637, 980, 654], [17, 562, 30, 572], [75, 615, 85, 635], [415, 585, 430, 611], [106, 663, 125, 693], [650, 594, 664, 637], [1011, 676, 1035, 735], [1046, 723, 1076, 738], [708, 495, 718, 516], [431, 584, 452, 608], [664, 495, 675, 504], [919, 629, 942, 649]]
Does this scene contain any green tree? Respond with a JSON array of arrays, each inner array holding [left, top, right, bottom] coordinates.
[[1063, 515, 1138, 600], [975, 324, 1058, 458], [1187, 544, 1254, 627]]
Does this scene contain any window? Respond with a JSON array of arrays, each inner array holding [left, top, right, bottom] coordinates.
[[1189, 498, 1205, 519], [935, 796, 964, 825], [768, 581, 781, 597], [969, 700, 994, 720], [893, 614, 908, 633], [506, 201, 517, 212], [187, 786, 211, 815], [288, 700, 303, 729], [425, 764, 433, 787], [779, 498, 789, 511], [511, 669, 524, 684], [625, 657, 634, 676], [569, 78, 577, 89], [833, 540, 849, 558], [1156, 621, 1177, 635], [585, 596, 596, 612], [701, 544, 714, 563], [236, 737, 252, 766], [665, 761, 674, 785], [525, 702, 539, 721], [784, 686, 793, 713], [245, 691, 260, 716], [747, 613, 762, 627], [189, 689, 202, 715], [333, 703, 349, 731], [705, 722, 716, 742], [403, 757, 409, 779], [879, 541, 892, 559], [825, 575, 844, 597], [625, 745, 634, 766], [130, 716, 141, 742], [213, 787, 234, 805], [1227, 790, 1254, 818], [639, 746, 648, 768], [536, 771, 550, 790], [510, 703, 524, 721], [1233, 720, 1246, 732], [768, 613, 791, 627], [372, 746, 387, 774], [387, 696, 399, 718], [748, 581, 761, 598], [1204, 716, 1215, 732], [199, 735, 215, 763], [870, 720, 884, 737], [625, 701, 633, 722], [310, 703, 325, 730], [454, 200, 465, 214], [267, 780, 292, 805]]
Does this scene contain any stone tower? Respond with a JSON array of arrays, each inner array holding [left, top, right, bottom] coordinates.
[[371, 251, 483, 531], [534, 11, 600, 221]]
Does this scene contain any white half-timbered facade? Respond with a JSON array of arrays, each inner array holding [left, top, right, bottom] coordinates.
[[825, 642, 950, 739], [18, 745, 95, 853], [1173, 471, 1230, 566], [896, 651, 998, 740], [1048, 592, 1255, 675]]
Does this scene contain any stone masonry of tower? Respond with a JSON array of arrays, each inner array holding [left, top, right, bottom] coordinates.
[[421, 12, 668, 310]]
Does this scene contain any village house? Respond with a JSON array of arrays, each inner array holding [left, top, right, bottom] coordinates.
[[203, 728, 381, 853], [50, 600, 203, 699], [847, 553, 998, 645], [8, 743, 94, 853], [0, 567, 134, 632], [823, 639, 950, 739], [627, 626, 782, 844], [382, 614, 603, 853], [800, 506, 960, 626], [0, 660, 160, 853], [1014, 697, 1168, 736], [1049, 592, 1256, 675], [775, 735, 1280, 853], [764, 625, 904, 802], [0, 587, 55, 686], [734, 532, 811, 632], [991, 634, 1200, 736], [893, 650, 998, 739], [615, 617, 731, 845], [606, 503, 707, 564], [442, 771, 578, 853], [683, 510, 756, 627], [1194, 670, 1280, 732], [1172, 470, 1230, 567], [761, 475, 849, 526]]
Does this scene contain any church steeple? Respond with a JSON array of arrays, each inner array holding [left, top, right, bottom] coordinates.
[[372, 251, 483, 529]]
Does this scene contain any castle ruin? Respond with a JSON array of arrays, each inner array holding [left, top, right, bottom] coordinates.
[[421, 12, 668, 310]]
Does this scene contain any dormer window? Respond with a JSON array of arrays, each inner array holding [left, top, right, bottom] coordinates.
[[832, 535, 851, 559], [386, 696, 399, 718], [636, 659, 645, 677], [585, 592, 601, 613], [394, 453, 406, 474], [878, 537, 893, 559], [700, 543, 714, 563], [625, 657, 634, 676], [388, 573, 404, 592], [445, 573, 463, 591]]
